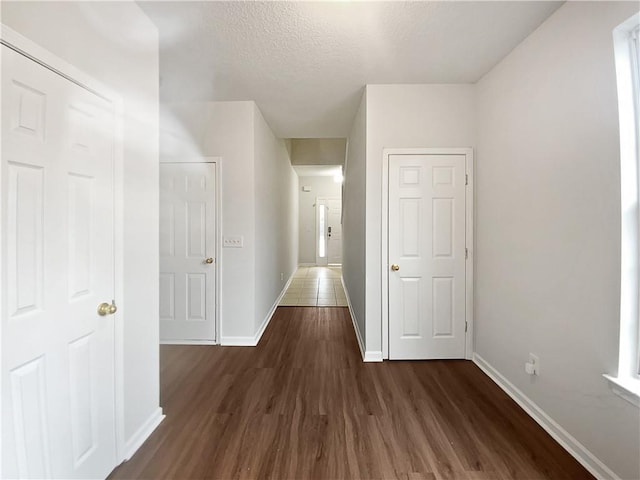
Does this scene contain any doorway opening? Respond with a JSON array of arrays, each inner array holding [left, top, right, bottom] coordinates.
[[294, 165, 343, 267]]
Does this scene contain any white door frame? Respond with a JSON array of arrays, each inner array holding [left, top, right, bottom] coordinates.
[[381, 148, 474, 360], [0, 25, 128, 463], [159, 157, 222, 345]]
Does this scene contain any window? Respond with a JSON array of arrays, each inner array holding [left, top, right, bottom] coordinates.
[[606, 15, 640, 406]]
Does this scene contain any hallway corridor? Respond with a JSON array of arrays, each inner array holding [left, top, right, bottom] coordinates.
[[109, 306, 592, 480]]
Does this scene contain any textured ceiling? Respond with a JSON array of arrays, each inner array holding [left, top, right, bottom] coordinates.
[[138, 1, 563, 138]]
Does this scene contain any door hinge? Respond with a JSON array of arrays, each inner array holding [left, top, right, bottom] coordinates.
[[465, 321, 468, 333], [465, 174, 468, 185], [465, 248, 468, 259]]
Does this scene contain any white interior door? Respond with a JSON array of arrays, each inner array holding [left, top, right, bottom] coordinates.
[[1, 45, 117, 478], [326, 197, 342, 265], [388, 154, 466, 359], [315, 196, 342, 266], [159, 163, 216, 342]]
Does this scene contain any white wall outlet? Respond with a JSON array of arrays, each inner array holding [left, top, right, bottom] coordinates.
[[280, 272, 284, 281], [223, 235, 244, 248], [525, 353, 539, 375]]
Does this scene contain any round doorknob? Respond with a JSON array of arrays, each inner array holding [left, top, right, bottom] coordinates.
[[205, 258, 214, 264], [97, 301, 117, 316], [391, 264, 400, 271]]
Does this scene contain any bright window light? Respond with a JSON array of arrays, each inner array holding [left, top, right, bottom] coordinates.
[[318, 205, 326, 258], [606, 14, 640, 407]]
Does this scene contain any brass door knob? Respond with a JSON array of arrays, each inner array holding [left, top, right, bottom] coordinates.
[[205, 258, 214, 264], [97, 300, 117, 316], [391, 264, 400, 271]]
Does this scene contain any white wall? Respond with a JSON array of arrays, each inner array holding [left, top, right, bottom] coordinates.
[[343, 91, 367, 349], [253, 105, 298, 333], [162, 101, 256, 340], [1, 0, 162, 451], [365, 84, 476, 355], [475, 3, 640, 478], [298, 176, 342, 264], [162, 101, 298, 343]]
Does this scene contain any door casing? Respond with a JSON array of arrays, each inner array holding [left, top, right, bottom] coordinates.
[[0, 25, 127, 464], [381, 148, 474, 360], [159, 157, 221, 345]]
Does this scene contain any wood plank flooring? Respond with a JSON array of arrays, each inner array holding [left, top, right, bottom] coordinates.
[[109, 307, 594, 480]]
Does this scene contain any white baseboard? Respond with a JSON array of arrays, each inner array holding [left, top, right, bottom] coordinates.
[[473, 353, 620, 480], [159, 339, 216, 345], [342, 276, 365, 360], [341, 276, 382, 363], [221, 271, 295, 347], [124, 407, 165, 461], [219, 336, 256, 346], [364, 351, 383, 362]]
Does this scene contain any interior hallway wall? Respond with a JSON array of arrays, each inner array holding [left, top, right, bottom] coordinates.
[[162, 101, 256, 340], [475, 3, 640, 478], [254, 104, 299, 333], [343, 90, 368, 352], [298, 176, 342, 265], [364, 84, 476, 357], [161, 101, 297, 343], [1, 0, 162, 450]]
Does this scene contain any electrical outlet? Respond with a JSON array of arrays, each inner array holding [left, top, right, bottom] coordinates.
[[280, 272, 284, 281], [223, 235, 244, 248], [526, 353, 540, 375]]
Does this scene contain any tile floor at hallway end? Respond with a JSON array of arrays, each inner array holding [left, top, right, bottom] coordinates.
[[279, 265, 348, 307]]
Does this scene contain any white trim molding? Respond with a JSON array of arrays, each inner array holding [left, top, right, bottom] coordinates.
[[160, 340, 217, 346], [474, 354, 621, 480], [364, 351, 384, 362], [342, 276, 365, 360], [603, 374, 640, 408], [124, 408, 165, 461], [342, 276, 382, 362], [219, 336, 259, 347]]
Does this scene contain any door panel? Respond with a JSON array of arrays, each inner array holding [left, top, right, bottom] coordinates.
[[388, 154, 466, 359], [2, 45, 117, 478], [160, 163, 216, 341]]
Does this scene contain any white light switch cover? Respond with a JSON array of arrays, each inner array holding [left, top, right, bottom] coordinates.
[[223, 235, 244, 248]]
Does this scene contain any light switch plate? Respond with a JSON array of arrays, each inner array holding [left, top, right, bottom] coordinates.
[[223, 235, 244, 248]]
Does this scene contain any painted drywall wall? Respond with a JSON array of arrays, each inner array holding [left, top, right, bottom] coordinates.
[[254, 104, 299, 332], [298, 176, 342, 264], [1, 0, 161, 450], [162, 101, 257, 340], [343, 91, 367, 350], [475, 3, 640, 478], [291, 138, 347, 165], [365, 84, 475, 354]]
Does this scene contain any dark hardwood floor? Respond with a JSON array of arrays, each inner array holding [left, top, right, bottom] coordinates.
[[109, 307, 594, 480]]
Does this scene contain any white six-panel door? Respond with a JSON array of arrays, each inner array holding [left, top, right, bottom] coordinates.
[[159, 163, 216, 342], [1, 45, 117, 478], [388, 154, 466, 359]]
